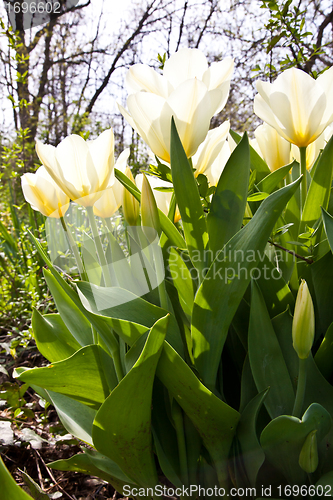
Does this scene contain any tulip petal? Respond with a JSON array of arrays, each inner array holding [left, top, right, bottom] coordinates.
[[255, 123, 291, 171], [126, 64, 170, 98], [202, 57, 234, 89], [163, 48, 208, 88], [193, 121, 230, 176], [168, 78, 215, 157], [127, 92, 171, 162], [87, 128, 115, 190]]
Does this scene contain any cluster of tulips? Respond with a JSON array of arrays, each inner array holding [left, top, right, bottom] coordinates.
[[2, 48, 333, 498]]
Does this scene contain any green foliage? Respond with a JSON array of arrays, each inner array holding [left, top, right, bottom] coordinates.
[[6, 121, 333, 497]]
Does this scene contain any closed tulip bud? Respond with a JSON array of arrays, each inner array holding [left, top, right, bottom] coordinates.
[[122, 167, 139, 226], [140, 173, 161, 243], [292, 280, 315, 359], [299, 430, 318, 473]]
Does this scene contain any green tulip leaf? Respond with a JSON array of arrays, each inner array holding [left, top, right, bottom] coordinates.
[[15, 345, 115, 409], [48, 447, 137, 494], [258, 161, 296, 194], [301, 136, 333, 241], [260, 403, 332, 485], [237, 389, 268, 487], [314, 322, 333, 380], [93, 315, 169, 488], [316, 471, 333, 491], [271, 308, 298, 393], [77, 281, 184, 356], [43, 268, 93, 346], [32, 310, 81, 362], [157, 341, 240, 488], [167, 246, 195, 317], [255, 254, 295, 317], [46, 390, 97, 445], [310, 251, 333, 339], [207, 133, 250, 256], [230, 129, 270, 182], [191, 177, 302, 388], [0, 457, 33, 500], [115, 167, 186, 251], [30, 224, 175, 356], [170, 117, 209, 280], [322, 207, 333, 255], [249, 280, 295, 418]]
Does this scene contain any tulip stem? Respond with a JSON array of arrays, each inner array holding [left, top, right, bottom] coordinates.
[[86, 206, 112, 287], [60, 216, 87, 280], [300, 146, 307, 212], [292, 357, 308, 418]]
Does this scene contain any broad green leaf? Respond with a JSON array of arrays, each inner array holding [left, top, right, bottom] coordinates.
[[322, 208, 333, 254], [167, 246, 194, 317], [157, 341, 240, 488], [32, 310, 81, 362], [152, 379, 182, 488], [314, 322, 333, 380], [15, 345, 114, 409], [43, 268, 93, 346], [170, 118, 208, 280], [271, 308, 298, 393], [316, 471, 333, 490], [28, 233, 120, 355], [310, 251, 333, 338], [19, 471, 49, 499], [207, 133, 250, 256], [0, 457, 33, 499], [239, 354, 258, 413], [260, 403, 332, 485], [115, 167, 186, 251], [93, 315, 169, 488], [237, 389, 268, 487], [191, 177, 302, 388], [77, 281, 184, 357], [255, 255, 295, 317], [47, 391, 97, 445], [248, 281, 295, 418], [48, 448, 137, 494], [301, 136, 333, 237], [230, 129, 270, 182], [257, 161, 296, 194]]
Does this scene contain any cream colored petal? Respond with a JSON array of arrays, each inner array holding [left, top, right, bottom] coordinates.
[[163, 48, 208, 88], [87, 128, 115, 191], [167, 78, 215, 158], [192, 121, 230, 175], [126, 64, 170, 98], [117, 102, 141, 135], [35, 141, 68, 193], [207, 140, 233, 186], [202, 57, 234, 90], [55, 135, 94, 198], [254, 93, 280, 133], [269, 89, 326, 146], [291, 132, 326, 170], [127, 92, 171, 162], [209, 80, 231, 114], [93, 187, 119, 218], [255, 123, 291, 171], [21, 167, 69, 218]]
